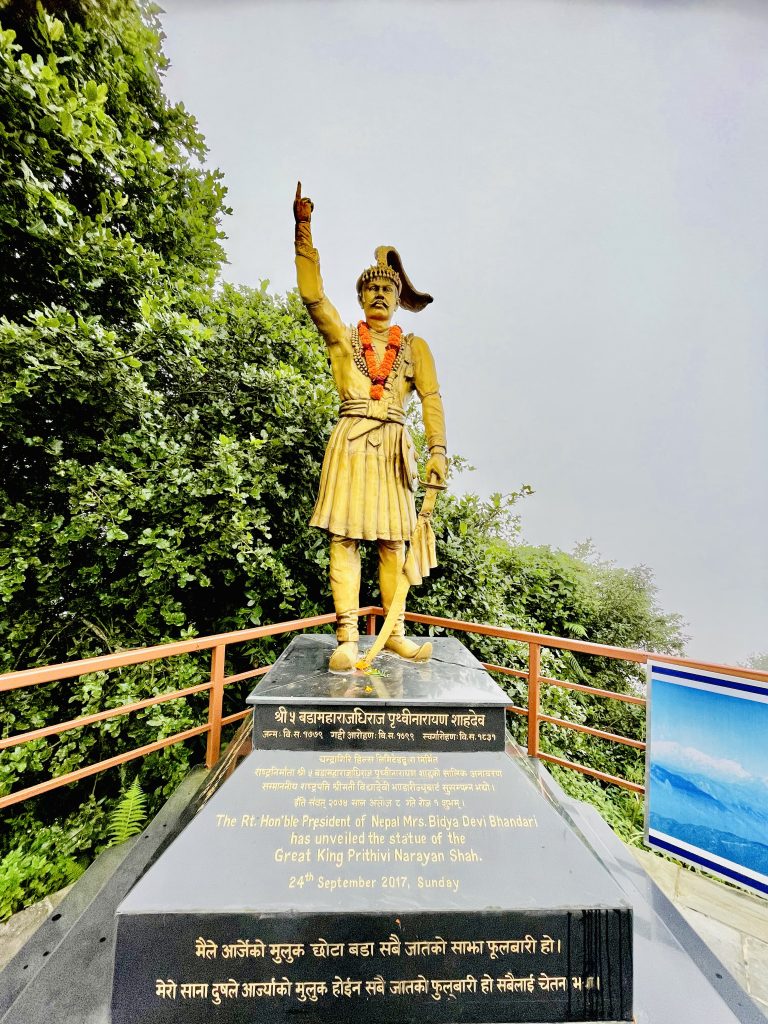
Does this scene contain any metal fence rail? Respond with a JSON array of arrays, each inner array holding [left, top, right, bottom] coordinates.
[[2, 607, 767, 809], [399, 610, 768, 794], [0, 612, 339, 810]]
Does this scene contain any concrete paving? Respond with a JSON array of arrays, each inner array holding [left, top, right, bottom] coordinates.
[[631, 846, 768, 1018], [0, 885, 72, 972]]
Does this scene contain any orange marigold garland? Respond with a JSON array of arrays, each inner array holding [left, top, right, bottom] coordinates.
[[358, 321, 401, 400]]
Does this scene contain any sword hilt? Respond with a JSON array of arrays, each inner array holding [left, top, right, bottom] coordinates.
[[417, 478, 446, 520]]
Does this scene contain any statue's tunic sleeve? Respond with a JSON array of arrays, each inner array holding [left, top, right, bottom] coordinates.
[[295, 221, 346, 345], [410, 336, 447, 454]]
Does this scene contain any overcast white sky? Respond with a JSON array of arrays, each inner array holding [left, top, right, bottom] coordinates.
[[158, 0, 767, 667]]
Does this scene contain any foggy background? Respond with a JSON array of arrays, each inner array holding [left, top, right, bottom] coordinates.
[[157, 0, 768, 665]]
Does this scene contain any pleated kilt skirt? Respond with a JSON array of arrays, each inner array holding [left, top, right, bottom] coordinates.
[[310, 417, 417, 541]]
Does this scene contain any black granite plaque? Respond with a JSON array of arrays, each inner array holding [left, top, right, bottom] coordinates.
[[112, 746, 633, 1023], [247, 636, 508, 752], [114, 909, 629, 1023]]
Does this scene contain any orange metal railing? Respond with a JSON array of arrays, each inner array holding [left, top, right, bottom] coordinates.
[[0, 612, 339, 810], [401, 610, 768, 794], [2, 607, 767, 810]]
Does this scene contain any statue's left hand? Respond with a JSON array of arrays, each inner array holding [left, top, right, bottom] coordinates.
[[425, 452, 447, 486]]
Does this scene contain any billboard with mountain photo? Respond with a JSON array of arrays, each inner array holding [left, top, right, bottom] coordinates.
[[645, 662, 768, 897]]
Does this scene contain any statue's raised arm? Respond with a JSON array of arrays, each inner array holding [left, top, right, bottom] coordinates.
[[293, 181, 346, 345]]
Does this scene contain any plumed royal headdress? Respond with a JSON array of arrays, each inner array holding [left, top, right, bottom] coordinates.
[[356, 246, 433, 313]]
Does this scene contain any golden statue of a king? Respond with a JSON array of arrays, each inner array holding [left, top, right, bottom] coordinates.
[[294, 183, 447, 671]]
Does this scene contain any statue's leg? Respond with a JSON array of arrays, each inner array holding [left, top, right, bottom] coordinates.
[[328, 534, 360, 671], [378, 540, 432, 663]]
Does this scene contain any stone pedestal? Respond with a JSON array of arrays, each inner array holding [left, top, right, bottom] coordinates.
[[250, 634, 509, 752], [111, 637, 632, 1023]]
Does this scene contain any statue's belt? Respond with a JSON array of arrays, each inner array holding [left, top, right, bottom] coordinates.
[[337, 399, 417, 490], [339, 399, 405, 441]]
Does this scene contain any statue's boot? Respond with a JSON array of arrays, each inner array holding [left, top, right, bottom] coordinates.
[[329, 535, 360, 672], [329, 641, 359, 672], [378, 540, 433, 663], [384, 634, 433, 662]]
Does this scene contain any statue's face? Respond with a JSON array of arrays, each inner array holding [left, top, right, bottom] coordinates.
[[360, 277, 399, 324]]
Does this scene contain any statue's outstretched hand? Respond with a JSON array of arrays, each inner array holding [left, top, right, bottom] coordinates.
[[293, 180, 314, 223]]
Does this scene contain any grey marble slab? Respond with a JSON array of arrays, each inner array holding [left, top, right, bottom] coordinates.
[[118, 749, 630, 917], [247, 635, 509, 708]]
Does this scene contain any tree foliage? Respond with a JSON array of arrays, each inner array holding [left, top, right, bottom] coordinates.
[[0, 1, 686, 919], [1, 0, 228, 660]]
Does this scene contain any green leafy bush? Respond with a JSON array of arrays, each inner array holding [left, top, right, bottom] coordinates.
[[549, 766, 646, 847], [0, 796, 106, 919]]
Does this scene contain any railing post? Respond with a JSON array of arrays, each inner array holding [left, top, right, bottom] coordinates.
[[527, 643, 541, 758], [206, 643, 226, 768], [366, 612, 377, 636]]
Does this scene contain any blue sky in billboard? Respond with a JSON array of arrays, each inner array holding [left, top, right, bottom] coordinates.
[[648, 676, 768, 885], [651, 680, 768, 782]]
